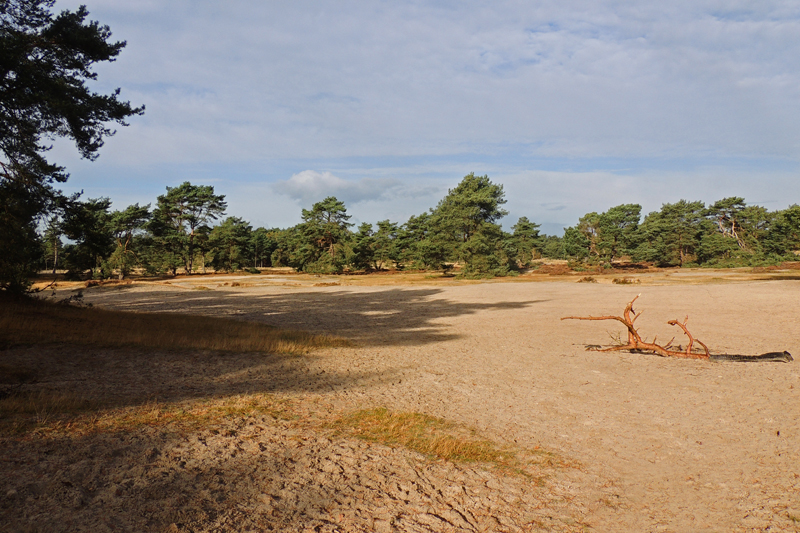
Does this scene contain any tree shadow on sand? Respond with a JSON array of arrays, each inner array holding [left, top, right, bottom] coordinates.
[[86, 287, 548, 347], [0, 289, 579, 532]]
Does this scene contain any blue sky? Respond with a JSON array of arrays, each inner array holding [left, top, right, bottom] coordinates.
[[52, 1, 800, 235]]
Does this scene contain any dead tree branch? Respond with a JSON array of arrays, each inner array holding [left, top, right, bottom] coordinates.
[[561, 295, 710, 359]]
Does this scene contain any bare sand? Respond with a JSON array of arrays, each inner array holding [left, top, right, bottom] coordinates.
[[2, 274, 799, 532]]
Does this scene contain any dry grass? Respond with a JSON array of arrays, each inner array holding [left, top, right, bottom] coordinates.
[[612, 276, 640, 284], [0, 293, 347, 355], [0, 391, 294, 436], [331, 407, 558, 476], [0, 390, 102, 432]]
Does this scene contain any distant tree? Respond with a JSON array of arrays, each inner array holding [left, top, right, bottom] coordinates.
[[430, 173, 509, 275], [574, 211, 601, 260], [703, 197, 770, 252], [250, 227, 279, 268], [508, 216, 542, 268], [269, 226, 302, 268], [41, 218, 62, 273], [107, 203, 150, 279], [292, 196, 353, 273], [569, 204, 641, 262], [459, 222, 512, 278], [149, 182, 227, 275], [432, 173, 507, 243], [373, 220, 400, 269], [209, 216, 252, 272], [596, 204, 641, 261], [61, 198, 114, 278], [562, 226, 590, 259], [633, 200, 705, 266], [0, 1, 143, 290], [540, 235, 565, 259], [350, 222, 377, 271], [763, 204, 800, 257], [698, 197, 771, 264], [396, 212, 448, 270]]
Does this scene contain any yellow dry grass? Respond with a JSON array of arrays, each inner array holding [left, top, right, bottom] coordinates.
[[0, 390, 294, 436], [0, 294, 347, 355], [332, 407, 557, 476]]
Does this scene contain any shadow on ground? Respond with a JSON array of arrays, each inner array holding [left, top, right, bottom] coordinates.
[[0, 287, 581, 532], [0, 344, 391, 412], [84, 287, 547, 347]]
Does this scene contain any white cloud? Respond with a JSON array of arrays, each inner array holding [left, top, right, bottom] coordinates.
[[271, 171, 402, 206]]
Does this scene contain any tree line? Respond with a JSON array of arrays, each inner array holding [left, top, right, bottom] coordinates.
[[34, 174, 800, 283], [2, 2, 799, 293]]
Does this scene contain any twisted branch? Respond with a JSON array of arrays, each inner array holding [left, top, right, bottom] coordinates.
[[561, 295, 710, 359]]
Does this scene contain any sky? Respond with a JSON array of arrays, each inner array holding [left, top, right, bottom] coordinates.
[[51, 1, 800, 235]]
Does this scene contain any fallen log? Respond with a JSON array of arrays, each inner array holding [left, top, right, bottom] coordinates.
[[562, 295, 793, 363], [710, 352, 793, 363]]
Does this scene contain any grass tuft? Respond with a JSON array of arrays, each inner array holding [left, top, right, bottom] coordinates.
[[331, 407, 556, 476], [0, 293, 348, 355], [612, 277, 639, 285]]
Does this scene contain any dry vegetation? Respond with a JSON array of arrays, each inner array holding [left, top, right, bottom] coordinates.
[[0, 292, 347, 355], [0, 292, 344, 435], [0, 389, 295, 437], [0, 293, 537, 477], [331, 407, 560, 478]]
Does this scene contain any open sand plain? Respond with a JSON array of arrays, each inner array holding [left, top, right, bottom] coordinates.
[[2, 270, 799, 532]]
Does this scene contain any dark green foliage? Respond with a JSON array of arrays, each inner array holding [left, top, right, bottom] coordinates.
[[565, 204, 641, 263], [250, 227, 279, 268], [349, 220, 402, 272], [396, 212, 448, 270], [0, 1, 142, 290], [458, 223, 512, 278], [0, 180, 44, 291], [373, 220, 400, 270], [508, 217, 543, 268], [61, 197, 113, 278], [562, 226, 589, 259], [0, 1, 144, 183], [595, 204, 641, 261], [697, 198, 772, 265], [431, 173, 508, 243], [763, 205, 800, 257], [149, 182, 227, 275], [290, 197, 353, 273], [429, 173, 510, 275], [209, 216, 252, 272], [40, 217, 62, 273], [350, 222, 377, 271], [540, 235, 565, 259], [633, 200, 705, 266], [703, 197, 769, 253], [107, 203, 150, 278]]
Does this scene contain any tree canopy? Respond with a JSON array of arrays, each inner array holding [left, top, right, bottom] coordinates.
[[150, 182, 227, 275], [0, 0, 142, 290]]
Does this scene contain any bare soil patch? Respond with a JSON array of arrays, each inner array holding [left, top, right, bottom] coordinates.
[[3, 276, 800, 531]]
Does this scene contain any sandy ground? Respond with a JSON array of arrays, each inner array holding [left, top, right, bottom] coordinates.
[[2, 273, 799, 532]]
